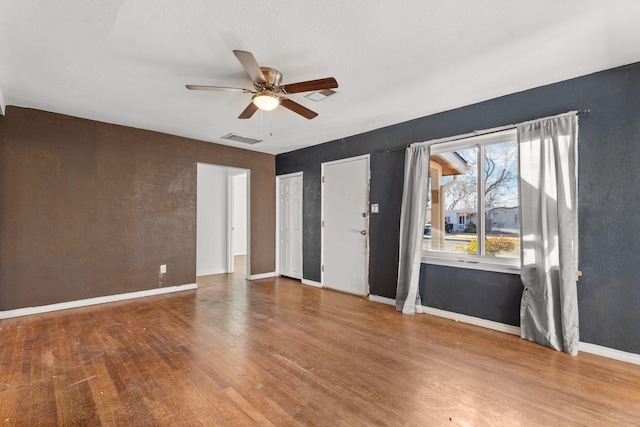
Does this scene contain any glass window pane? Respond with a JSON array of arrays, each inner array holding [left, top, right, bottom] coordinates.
[[424, 147, 478, 254], [484, 140, 520, 258]]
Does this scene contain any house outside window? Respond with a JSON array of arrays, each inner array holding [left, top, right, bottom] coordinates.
[[423, 129, 520, 273]]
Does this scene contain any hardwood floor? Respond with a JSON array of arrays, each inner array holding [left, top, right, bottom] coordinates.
[[234, 255, 246, 277], [1, 273, 640, 426]]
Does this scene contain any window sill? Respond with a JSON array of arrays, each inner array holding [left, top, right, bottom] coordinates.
[[421, 254, 521, 275]]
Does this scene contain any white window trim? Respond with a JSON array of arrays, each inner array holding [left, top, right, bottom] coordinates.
[[423, 128, 521, 274], [422, 252, 520, 274]]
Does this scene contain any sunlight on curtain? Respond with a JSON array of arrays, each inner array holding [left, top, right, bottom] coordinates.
[[396, 145, 430, 314], [518, 113, 579, 355]]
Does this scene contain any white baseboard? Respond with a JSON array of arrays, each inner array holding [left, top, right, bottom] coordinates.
[[0, 283, 198, 319], [426, 306, 640, 365], [422, 306, 522, 336], [247, 272, 276, 280], [301, 279, 322, 288], [579, 342, 640, 365], [365, 299, 640, 365], [423, 306, 640, 364], [368, 295, 395, 306], [196, 268, 227, 277]]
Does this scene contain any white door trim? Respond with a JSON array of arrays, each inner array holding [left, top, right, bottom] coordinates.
[[321, 154, 370, 294], [245, 170, 251, 279], [227, 174, 235, 273], [276, 172, 303, 278], [321, 153, 371, 168]]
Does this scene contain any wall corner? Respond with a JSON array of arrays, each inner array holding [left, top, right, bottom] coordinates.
[[0, 87, 5, 115]]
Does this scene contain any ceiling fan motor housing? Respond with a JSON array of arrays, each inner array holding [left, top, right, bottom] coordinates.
[[257, 67, 283, 91]]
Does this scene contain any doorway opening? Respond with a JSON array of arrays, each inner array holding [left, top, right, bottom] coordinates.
[[229, 171, 248, 274], [196, 163, 250, 279]]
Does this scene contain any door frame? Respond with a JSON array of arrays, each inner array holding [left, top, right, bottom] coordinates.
[[276, 171, 303, 278], [195, 162, 250, 278], [320, 154, 370, 294]]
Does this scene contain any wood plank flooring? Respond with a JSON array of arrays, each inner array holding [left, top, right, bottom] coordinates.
[[2, 272, 640, 426]]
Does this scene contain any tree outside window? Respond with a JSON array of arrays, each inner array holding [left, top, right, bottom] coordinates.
[[424, 130, 520, 263]]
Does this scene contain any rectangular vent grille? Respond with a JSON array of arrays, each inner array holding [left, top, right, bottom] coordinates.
[[305, 89, 338, 102], [221, 133, 262, 145]]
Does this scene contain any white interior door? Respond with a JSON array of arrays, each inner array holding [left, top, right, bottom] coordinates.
[[322, 155, 369, 295], [278, 173, 303, 279]]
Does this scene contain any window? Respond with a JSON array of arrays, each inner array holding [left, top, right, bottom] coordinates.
[[422, 129, 520, 273]]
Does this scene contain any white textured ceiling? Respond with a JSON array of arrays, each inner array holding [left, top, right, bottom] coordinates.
[[1, 1, 640, 154]]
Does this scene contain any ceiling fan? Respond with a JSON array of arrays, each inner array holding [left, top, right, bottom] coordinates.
[[186, 50, 338, 120]]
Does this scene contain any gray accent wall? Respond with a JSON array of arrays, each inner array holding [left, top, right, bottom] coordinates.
[[276, 61, 640, 354]]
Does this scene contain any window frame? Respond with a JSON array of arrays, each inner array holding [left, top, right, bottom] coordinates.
[[421, 129, 521, 274]]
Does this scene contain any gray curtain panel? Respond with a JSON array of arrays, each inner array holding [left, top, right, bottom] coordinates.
[[396, 145, 430, 314], [518, 113, 580, 355]]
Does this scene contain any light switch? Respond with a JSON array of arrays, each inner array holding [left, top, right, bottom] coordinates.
[[371, 204, 379, 213]]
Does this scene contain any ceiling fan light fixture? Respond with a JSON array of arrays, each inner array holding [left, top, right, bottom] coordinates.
[[252, 93, 280, 111]]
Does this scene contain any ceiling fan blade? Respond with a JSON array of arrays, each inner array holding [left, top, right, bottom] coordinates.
[[186, 84, 251, 93], [280, 98, 318, 119], [282, 77, 338, 94], [233, 50, 266, 83], [238, 102, 259, 119]]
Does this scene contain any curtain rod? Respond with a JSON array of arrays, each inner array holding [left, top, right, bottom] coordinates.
[[385, 109, 590, 154]]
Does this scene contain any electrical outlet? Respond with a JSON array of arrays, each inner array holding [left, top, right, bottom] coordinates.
[[160, 264, 167, 274]]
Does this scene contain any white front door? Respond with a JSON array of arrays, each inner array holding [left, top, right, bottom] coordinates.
[[322, 155, 369, 295], [278, 173, 303, 279]]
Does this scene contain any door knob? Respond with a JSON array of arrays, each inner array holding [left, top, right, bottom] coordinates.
[[360, 230, 367, 235]]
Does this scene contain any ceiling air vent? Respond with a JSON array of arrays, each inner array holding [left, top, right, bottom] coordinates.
[[304, 89, 338, 102], [220, 133, 262, 145]]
